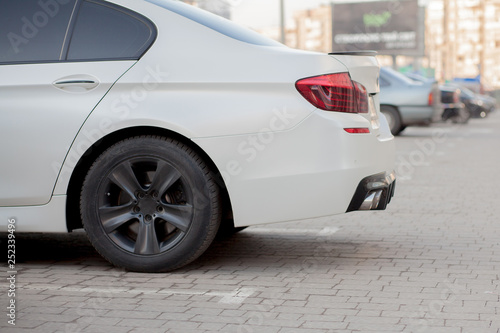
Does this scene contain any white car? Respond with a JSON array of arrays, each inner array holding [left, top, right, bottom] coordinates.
[[0, 0, 396, 272]]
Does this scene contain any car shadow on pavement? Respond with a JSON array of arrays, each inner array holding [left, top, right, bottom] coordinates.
[[181, 229, 388, 273], [0, 229, 387, 273], [0, 231, 105, 266]]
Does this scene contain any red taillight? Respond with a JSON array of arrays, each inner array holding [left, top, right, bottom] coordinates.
[[296, 73, 369, 113], [344, 128, 370, 134], [353, 81, 369, 113], [428, 92, 434, 106]]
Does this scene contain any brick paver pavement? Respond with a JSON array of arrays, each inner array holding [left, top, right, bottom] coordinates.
[[1, 111, 500, 333]]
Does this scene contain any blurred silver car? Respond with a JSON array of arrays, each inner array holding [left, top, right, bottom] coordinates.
[[379, 67, 442, 135]]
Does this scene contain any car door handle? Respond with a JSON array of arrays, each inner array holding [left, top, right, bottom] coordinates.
[[55, 80, 96, 85], [53, 75, 100, 93]]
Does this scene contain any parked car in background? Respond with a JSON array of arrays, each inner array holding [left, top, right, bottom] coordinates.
[[405, 73, 467, 124], [379, 67, 442, 135], [477, 94, 498, 113], [447, 84, 494, 118], [0, 0, 396, 272], [405, 72, 435, 84], [439, 85, 469, 123]]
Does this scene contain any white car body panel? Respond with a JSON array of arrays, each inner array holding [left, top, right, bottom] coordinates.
[[0, 0, 395, 233], [0, 61, 135, 207], [330, 54, 381, 94], [1, 196, 67, 233], [194, 110, 395, 227]]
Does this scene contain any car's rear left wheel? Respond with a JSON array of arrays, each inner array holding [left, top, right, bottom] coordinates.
[[80, 136, 220, 272]]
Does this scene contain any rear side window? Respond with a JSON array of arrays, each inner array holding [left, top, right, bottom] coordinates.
[[67, 0, 156, 61], [381, 67, 416, 85], [380, 77, 390, 87], [0, 0, 77, 64]]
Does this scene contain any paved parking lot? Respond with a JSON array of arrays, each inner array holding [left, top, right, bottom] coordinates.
[[2, 112, 500, 333]]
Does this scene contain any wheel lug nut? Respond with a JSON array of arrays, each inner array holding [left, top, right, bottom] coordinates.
[[133, 206, 141, 213], [138, 193, 145, 199], [145, 215, 152, 222], [157, 206, 164, 212]]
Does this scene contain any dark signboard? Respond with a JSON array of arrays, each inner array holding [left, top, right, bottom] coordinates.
[[332, 0, 424, 56]]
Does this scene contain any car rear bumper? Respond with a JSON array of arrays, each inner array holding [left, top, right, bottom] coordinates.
[[194, 108, 396, 227]]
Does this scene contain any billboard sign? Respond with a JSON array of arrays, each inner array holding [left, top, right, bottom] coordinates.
[[332, 0, 424, 56]]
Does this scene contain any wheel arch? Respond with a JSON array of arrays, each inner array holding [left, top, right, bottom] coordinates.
[[380, 104, 401, 113], [65, 126, 232, 232]]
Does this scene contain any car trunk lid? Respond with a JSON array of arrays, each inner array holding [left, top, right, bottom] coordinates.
[[329, 51, 380, 94]]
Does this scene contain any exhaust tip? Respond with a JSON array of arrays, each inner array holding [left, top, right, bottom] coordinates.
[[359, 190, 383, 210], [346, 171, 396, 213]]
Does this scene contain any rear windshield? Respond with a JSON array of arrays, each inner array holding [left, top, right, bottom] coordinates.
[[381, 67, 419, 85], [146, 0, 282, 47]]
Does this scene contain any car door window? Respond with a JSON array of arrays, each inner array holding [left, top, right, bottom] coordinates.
[[0, 0, 77, 64], [67, 0, 156, 61]]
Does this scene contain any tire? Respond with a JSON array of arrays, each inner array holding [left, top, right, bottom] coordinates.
[[452, 107, 471, 124], [381, 105, 403, 136], [80, 136, 221, 272]]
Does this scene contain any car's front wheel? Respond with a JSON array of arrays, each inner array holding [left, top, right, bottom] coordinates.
[[81, 136, 221, 272]]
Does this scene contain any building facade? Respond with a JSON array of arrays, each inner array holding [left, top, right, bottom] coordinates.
[[292, 5, 332, 53], [425, 0, 500, 88]]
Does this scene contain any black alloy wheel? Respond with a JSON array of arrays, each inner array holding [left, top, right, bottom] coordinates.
[[81, 136, 221, 272]]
